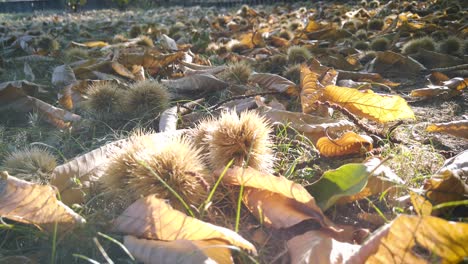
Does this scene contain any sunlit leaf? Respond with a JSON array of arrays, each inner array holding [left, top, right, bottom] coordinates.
[[162, 73, 228, 94], [426, 120, 468, 139], [71, 41, 108, 48], [367, 51, 426, 77], [113, 195, 257, 254], [249, 73, 299, 96], [322, 85, 415, 123], [423, 170, 467, 206], [316, 131, 373, 157], [410, 192, 432, 216], [0, 171, 85, 231]]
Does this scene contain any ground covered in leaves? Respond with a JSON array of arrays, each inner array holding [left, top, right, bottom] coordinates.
[[0, 0, 467, 263]]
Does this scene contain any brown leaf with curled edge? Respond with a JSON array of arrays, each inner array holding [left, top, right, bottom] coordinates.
[[117, 51, 185, 75], [287, 230, 361, 264], [257, 105, 354, 143], [111, 61, 135, 80], [0, 171, 85, 231], [217, 166, 334, 230], [238, 31, 265, 49], [337, 71, 400, 88], [443, 77, 468, 91], [423, 170, 468, 206], [59, 79, 121, 110], [113, 195, 256, 256], [426, 120, 468, 139], [366, 51, 426, 77], [304, 19, 322, 32], [322, 85, 415, 123], [249, 73, 299, 96], [162, 73, 228, 94], [410, 86, 461, 99], [316, 131, 373, 157], [300, 60, 338, 114], [0, 80, 42, 105], [348, 215, 468, 264], [427, 72, 450, 85], [124, 236, 233, 264]]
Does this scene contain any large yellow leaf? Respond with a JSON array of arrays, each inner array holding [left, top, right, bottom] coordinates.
[[361, 215, 468, 264], [316, 131, 373, 157], [218, 166, 334, 230], [124, 236, 232, 264], [0, 171, 85, 230], [112, 195, 257, 255], [322, 85, 415, 123], [300, 60, 338, 114], [426, 120, 468, 139], [287, 230, 361, 264], [423, 170, 467, 205]]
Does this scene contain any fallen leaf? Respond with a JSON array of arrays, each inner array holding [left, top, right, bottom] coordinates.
[[426, 120, 468, 139], [423, 170, 467, 206], [124, 236, 232, 264], [410, 192, 432, 216], [410, 86, 461, 99], [366, 51, 426, 77], [162, 73, 228, 94], [160, 34, 178, 51], [0, 171, 85, 231], [322, 85, 415, 123], [113, 195, 257, 254], [351, 215, 468, 264], [316, 131, 373, 157], [71, 40, 108, 48], [287, 230, 360, 264], [249, 72, 299, 96]]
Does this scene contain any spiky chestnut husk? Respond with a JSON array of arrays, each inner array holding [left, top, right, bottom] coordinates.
[[288, 21, 304, 31], [187, 117, 217, 155], [2, 147, 57, 184], [355, 29, 368, 40], [287, 45, 312, 64], [402, 37, 435, 54], [122, 80, 170, 119], [222, 61, 252, 84], [354, 41, 370, 50], [34, 35, 60, 52], [205, 110, 274, 172], [136, 35, 154, 47], [101, 134, 211, 209], [367, 19, 384, 31], [370, 37, 390, 51], [430, 30, 449, 42], [278, 30, 294, 40], [64, 47, 89, 62], [412, 31, 427, 39], [438, 37, 463, 55], [282, 64, 301, 84], [369, 0, 380, 8], [266, 54, 288, 74], [129, 25, 143, 38], [82, 82, 126, 121]]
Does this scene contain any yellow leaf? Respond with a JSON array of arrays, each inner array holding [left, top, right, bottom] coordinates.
[[304, 19, 321, 32], [322, 85, 415, 123], [124, 236, 233, 264], [316, 131, 373, 157], [426, 120, 468, 139], [112, 195, 257, 255], [423, 170, 468, 205], [111, 61, 135, 79], [410, 192, 432, 216], [300, 60, 338, 114], [365, 215, 468, 264], [0, 171, 85, 231], [71, 41, 109, 48]]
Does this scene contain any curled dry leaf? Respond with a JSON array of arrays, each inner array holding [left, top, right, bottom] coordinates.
[[409, 192, 432, 216], [316, 131, 373, 157], [124, 236, 232, 264], [322, 85, 415, 123], [287, 230, 360, 264], [111, 61, 136, 80], [162, 73, 228, 94], [426, 120, 468, 139], [70, 40, 108, 48], [366, 51, 426, 77], [0, 171, 85, 231], [249, 72, 299, 96], [257, 105, 354, 143], [423, 170, 468, 206], [113, 195, 256, 255], [410, 86, 461, 99], [217, 166, 334, 230], [349, 215, 468, 264]]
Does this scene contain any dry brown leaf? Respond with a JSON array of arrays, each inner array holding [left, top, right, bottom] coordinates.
[[410, 192, 432, 216], [423, 170, 467, 206], [427, 72, 450, 85], [322, 85, 415, 123], [0, 80, 42, 105], [350, 215, 468, 264], [316, 131, 373, 157], [111, 61, 135, 80], [162, 73, 228, 94], [70, 40, 108, 48], [300, 60, 338, 114], [0, 171, 85, 230], [366, 51, 426, 77], [410, 86, 461, 99], [113, 195, 257, 255], [249, 73, 299, 96], [426, 120, 468, 139], [287, 230, 360, 264], [443, 77, 468, 91], [257, 105, 354, 143], [124, 236, 232, 264], [218, 166, 333, 230]]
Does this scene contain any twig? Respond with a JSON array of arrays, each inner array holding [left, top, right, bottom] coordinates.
[[207, 91, 281, 111]]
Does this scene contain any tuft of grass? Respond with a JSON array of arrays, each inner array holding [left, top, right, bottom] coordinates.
[[401, 37, 435, 54]]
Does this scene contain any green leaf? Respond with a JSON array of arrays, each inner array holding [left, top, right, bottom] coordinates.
[[307, 163, 371, 210]]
